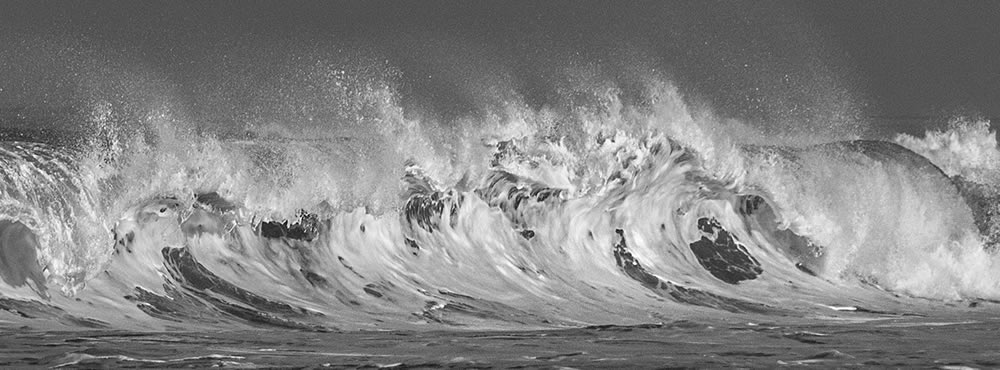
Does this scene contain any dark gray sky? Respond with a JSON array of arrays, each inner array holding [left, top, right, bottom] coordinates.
[[2, 0, 998, 138]]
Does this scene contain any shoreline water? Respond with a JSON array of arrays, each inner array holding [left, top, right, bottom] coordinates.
[[3, 314, 999, 368]]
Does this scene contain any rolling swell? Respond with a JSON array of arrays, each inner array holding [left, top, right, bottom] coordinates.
[[0, 131, 997, 330]]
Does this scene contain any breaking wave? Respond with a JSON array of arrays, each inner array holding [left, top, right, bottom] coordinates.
[[1, 76, 999, 331]]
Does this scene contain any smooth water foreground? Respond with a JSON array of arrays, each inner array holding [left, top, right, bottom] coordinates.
[[4, 316, 1000, 368]]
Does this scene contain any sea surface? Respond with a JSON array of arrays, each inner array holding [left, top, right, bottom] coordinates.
[[2, 110, 1000, 368], [3, 2, 1000, 367]]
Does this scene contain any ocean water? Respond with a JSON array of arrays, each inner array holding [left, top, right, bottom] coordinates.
[[3, 3, 1000, 367], [2, 88, 1000, 367]]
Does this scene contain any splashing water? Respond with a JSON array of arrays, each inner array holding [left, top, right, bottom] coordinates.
[[0, 67, 998, 335]]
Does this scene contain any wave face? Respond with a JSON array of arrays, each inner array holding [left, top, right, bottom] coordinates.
[[1, 74, 1000, 331]]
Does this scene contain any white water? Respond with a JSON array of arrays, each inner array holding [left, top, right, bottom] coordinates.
[[0, 77, 998, 330]]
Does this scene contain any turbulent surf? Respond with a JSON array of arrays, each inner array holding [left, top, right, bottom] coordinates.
[[2, 78, 1000, 333]]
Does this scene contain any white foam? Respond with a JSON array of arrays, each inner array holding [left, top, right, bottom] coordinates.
[[895, 117, 1000, 184]]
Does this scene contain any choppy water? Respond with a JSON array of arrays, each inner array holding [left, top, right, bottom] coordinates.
[[3, 3, 1000, 366], [2, 103, 1000, 367], [5, 318, 1000, 368]]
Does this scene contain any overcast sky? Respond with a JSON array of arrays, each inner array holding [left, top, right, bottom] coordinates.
[[2, 1, 998, 137]]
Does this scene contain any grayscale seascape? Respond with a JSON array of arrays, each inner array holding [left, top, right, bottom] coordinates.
[[2, 1, 1000, 368]]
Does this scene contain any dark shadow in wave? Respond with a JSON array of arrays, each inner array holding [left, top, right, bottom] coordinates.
[[0, 220, 48, 299], [738, 194, 821, 276], [612, 229, 772, 314], [401, 168, 461, 234], [689, 217, 763, 284], [0, 297, 107, 328], [950, 176, 1000, 250], [154, 247, 330, 331]]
